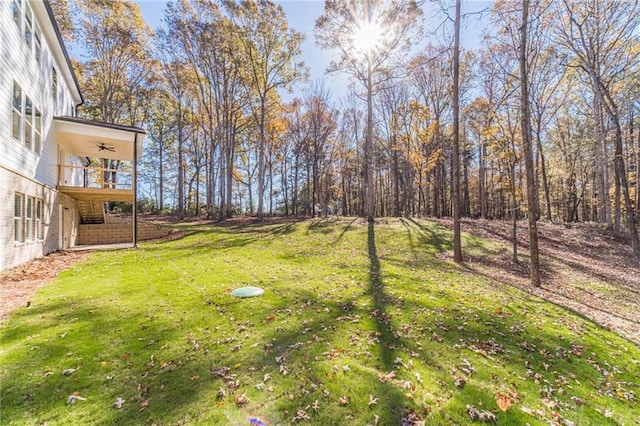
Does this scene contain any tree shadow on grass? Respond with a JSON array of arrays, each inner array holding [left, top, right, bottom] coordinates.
[[404, 218, 452, 254], [149, 221, 299, 255], [364, 222, 411, 422]]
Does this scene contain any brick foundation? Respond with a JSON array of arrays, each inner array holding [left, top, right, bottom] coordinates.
[[77, 222, 172, 245]]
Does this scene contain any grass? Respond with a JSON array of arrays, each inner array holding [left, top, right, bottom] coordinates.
[[1, 217, 639, 425]]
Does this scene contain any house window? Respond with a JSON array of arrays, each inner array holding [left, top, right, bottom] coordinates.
[[36, 199, 43, 240], [12, 81, 22, 141], [24, 96, 33, 150], [14, 193, 24, 242], [26, 196, 34, 240], [34, 108, 42, 153], [24, 4, 32, 48], [35, 24, 42, 62], [12, 0, 22, 29]]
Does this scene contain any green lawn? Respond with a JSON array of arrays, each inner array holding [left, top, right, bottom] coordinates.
[[1, 218, 638, 425]]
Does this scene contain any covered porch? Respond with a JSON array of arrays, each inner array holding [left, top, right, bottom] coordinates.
[[54, 116, 145, 245]]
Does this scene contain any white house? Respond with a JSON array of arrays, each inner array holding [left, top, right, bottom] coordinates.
[[1, 0, 145, 271]]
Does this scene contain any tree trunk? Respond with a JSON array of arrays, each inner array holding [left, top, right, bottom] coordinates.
[[592, 86, 610, 226], [452, 0, 463, 263], [293, 154, 299, 216], [535, 128, 552, 221], [479, 138, 487, 219], [226, 134, 235, 219], [365, 61, 375, 222], [511, 162, 518, 264], [257, 98, 266, 220], [520, 0, 540, 286], [159, 141, 164, 212]]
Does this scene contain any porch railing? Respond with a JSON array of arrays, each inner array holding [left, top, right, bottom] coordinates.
[[58, 164, 133, 190]]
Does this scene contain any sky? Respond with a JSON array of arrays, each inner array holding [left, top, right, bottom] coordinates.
[[135, 0, 492, 100]]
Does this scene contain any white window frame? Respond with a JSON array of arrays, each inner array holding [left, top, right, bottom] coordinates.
[[34, 22, 42, 62], [24, 95, 33, 150], [26, 196, 34, 240], [12, 82, 41, 153], [12, 81, 23, 143], [14, 193, 24, 243], [34, 107, 42, 154], [24, 3, 33, 48], [36, 198, 43, 240]]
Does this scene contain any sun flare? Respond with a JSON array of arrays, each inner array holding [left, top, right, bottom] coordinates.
[[352, 20, 382, 54]]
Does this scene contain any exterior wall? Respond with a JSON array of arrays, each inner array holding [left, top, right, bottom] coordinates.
[[0, 166, 79, 270], [77, 223, 173, 245], [0, 0, 80, 186], [1, 1, 83, 271]]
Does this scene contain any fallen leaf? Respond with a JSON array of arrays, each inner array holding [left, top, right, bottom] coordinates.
[[377, 371, 396, 382], [235, 393, 248, 407], [466, 404, 496, 422], [113, 397, 125, 409], [368, 395, 378, 406], [541, 398, 557, 409], [495, 392, 512, 411], [339, 396, 349, 405], [62, 368, 77, 376], [139, 399, 149, 412], [67, 394, 86, 404], [293, 409, 310, 422]]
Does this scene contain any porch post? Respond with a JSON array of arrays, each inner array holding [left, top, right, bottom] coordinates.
[[133, 133, 138, 248]]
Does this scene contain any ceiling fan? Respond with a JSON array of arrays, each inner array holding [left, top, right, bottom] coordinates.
[[97, 143, 115, 152]]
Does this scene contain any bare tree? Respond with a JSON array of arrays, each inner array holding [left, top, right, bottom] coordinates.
[[316, 0, 422, 222], [555, 0, 640, 258]]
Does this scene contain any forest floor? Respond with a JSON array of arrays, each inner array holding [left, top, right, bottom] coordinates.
[[435, 218, 640, 345], [1, 218, 638, 345]]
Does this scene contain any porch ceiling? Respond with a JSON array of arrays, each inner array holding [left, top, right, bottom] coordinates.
[[54, 116, 145, 161]]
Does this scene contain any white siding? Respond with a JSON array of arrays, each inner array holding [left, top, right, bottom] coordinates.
[[1, 0, 82, 270]]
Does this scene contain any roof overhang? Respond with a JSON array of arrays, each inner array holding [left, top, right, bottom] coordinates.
[[54, 116, 145, 161]]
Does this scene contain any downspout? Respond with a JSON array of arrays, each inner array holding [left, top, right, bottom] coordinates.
[[133, 133, 138, 248]]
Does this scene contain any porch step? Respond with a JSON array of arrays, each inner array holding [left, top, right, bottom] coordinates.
[[78, 200, 105, 224]]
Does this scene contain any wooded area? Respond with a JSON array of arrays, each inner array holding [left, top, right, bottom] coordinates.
[[53, 0, 640, 259]]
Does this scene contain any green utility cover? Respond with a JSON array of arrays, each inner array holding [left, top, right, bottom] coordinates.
[[231, 286, 265, 298]]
